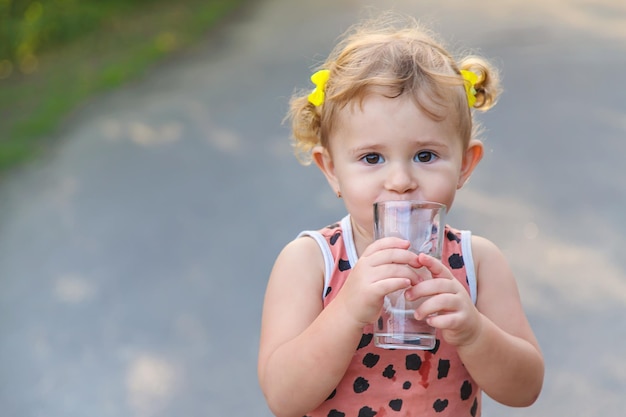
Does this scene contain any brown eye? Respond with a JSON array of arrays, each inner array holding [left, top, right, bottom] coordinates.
[[362, 153, 383, 164], [415, 151, 437, 163]]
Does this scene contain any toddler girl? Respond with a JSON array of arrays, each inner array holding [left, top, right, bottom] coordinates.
[[258, 13, 544, 417]]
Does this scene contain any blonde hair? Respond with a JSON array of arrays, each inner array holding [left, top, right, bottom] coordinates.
[[287, 13, 501, 164]]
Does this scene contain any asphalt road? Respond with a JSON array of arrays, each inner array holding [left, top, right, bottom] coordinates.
[[1, 0, 625, 416]]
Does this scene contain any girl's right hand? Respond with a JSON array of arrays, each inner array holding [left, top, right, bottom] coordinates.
[[334, 237, 421, 327]]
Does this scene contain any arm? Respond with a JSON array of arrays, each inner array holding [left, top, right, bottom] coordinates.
[[258, 236, 363, 417], [406, 236, 544, 407], [459, 236, 544, 406], [258, 236, 420, 417]]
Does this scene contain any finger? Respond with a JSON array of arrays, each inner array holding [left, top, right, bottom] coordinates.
[[404, 276, 459, 300], [367, 247, 420, 268], [417, 253, 454, 278], [370, 264, 421, 284], [415, 293, 460, 319], [424, 311, 464, 330], [371, 277, 412, 297], [362, 237, 411, 256]]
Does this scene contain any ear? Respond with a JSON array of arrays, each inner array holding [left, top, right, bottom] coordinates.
[[312, 146, 341, 195], [457, 139, 484, 189]]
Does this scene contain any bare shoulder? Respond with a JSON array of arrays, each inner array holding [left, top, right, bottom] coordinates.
[[469, 234, 512, 283], [468, 233, 541, 349], [271, 234, 326, 286], [265, 234, 327, 312], [469, 235, 528, 328], [259, 234, 327, 350], [469, 234, 503, 261]]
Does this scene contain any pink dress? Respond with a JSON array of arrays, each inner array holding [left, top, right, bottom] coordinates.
[[298, 215, 480, 417]]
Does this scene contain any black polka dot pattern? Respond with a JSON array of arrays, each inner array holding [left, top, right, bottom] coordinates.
[[324, 286, 332, 298], [447, 230, 460, 243], [353, 377, 370, 394], [358, 333, 373, 350], [376, 317, 383, 331], [326, 389, 337, 401], [460, 380, 472, 400], [362, 353, 380, 368], [448, 253, 464, 269], [406, 354, 422, 371], [437, 359, 450, 379], [338, 259, 351, 271], [433, 398, 449, 412], [382, 365, 396, 379], [357, 406, 377, 417], [470, 398, 478, 416], [389, 399, 403, 411]]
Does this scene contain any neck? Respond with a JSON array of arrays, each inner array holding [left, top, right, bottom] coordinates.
[[348, 215, 374, 258]]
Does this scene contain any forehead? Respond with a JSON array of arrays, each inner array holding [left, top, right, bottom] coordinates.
[[331, 93, 462, 148]]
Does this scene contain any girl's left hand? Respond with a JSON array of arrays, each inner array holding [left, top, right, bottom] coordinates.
[[404, 253, 482, 347]]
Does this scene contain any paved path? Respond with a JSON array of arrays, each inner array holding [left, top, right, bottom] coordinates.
[[1, 0, 625, 416]]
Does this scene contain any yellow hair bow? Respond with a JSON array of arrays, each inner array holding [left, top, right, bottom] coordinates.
[[307, 69, 330, 106], [460, 70, 478, 108]]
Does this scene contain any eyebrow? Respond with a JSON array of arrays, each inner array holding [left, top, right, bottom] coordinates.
[[349, 139, 449, 155]]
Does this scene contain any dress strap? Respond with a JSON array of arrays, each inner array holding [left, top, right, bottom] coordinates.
[[297, 230, 334, 300], [460, 230, 477, 304], [340, 215, 358, 267]]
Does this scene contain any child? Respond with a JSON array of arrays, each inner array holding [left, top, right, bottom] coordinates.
[[258, 13, 544, 417]]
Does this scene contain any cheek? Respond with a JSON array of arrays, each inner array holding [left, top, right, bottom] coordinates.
[[339, 183, 378, 227], [342, 184, 376, 212], [422, 174, 459, 207]]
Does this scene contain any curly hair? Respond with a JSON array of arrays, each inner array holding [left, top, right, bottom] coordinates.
[[287, 13, 501, 165]]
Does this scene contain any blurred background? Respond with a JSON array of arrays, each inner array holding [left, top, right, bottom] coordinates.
[[0, 0, 242, 170], [1, 0, 625, 416]]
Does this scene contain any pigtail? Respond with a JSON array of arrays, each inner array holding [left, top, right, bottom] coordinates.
[[286, 93, 322, 165], [458, 56, 501, 111]]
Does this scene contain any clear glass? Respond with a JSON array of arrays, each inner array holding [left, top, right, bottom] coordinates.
[[372, 200, 446, 350]]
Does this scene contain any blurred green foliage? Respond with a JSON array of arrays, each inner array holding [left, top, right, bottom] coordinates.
[[0, 0, 233, 86], [0, 0, 244, 172], [0, 0, 159, 77]]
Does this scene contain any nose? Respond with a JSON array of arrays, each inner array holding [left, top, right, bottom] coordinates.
[[384, 162, 417, 194]]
